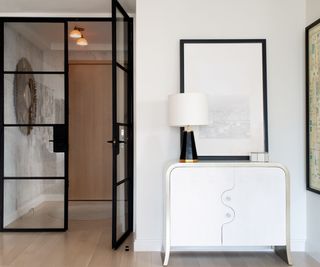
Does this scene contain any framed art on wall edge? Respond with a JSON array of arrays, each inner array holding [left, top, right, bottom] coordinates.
[[306, 19, 320, 194], [180, 39, 269, 160]]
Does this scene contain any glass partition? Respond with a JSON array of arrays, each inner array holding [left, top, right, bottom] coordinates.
[[1, 20, 67, 231], [4, 180, 64, 229], [4, 23, 64, 72]]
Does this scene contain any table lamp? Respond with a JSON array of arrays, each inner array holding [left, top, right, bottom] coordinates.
[[168, 92, 209, 162]]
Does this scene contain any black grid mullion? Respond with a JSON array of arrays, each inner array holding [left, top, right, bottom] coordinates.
[[116, 63, 128, 72], [63, 20, 69, 231], [3, 124, 64, 127], [116, 177, 130, 186], [0, 21, 4, 231], [3, 177, 65, 180], [3, 71, 65, 74], [1, 18, 111, 23]]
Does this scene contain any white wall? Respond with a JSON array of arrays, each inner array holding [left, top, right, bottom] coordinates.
[[306, 0, 320, 262], [135, 0, 306, 251]]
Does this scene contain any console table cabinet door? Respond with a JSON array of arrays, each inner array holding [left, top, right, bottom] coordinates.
[[170, 167, 234, 246], [222, 167, 286, 246]]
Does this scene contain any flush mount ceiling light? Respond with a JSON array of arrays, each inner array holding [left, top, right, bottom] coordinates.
[[76, 34, 88, 46], [69, 26, 84, 38]]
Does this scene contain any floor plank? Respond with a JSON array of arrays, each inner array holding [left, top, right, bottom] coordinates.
[[1, 202, 320, 267]]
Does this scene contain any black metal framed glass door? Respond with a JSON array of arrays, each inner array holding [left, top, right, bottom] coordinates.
[[0, 19, 68, 231], [111, 0, 134, 248]]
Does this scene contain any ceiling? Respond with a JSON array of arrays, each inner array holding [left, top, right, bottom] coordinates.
[[0, 0, 135, 14]]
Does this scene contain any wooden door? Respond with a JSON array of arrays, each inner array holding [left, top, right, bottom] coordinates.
[[69, 62, 112, 200]]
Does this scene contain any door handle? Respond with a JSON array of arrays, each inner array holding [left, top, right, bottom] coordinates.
[[107, 139, 126, 144], [49, 125, 67, 153]]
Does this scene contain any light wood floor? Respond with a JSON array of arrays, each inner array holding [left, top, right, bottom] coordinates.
[[0, 206, 319, 267], [5, 201, 64, 229]]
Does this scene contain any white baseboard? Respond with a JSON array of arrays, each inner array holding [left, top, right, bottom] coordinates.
[[134, 238, 306, 252], [134, 239, 162, 251], [171, 246, 274, 252], [306, 240, 320, 262], [4, 194, 63, 227]]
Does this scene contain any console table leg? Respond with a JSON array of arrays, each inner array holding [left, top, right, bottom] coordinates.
[[275, 245, 292, 265], [163, 247, 170, 266]]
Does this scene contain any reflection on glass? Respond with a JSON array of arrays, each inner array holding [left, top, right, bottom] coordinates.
[[116, 9, 128, 67], [116, 182, 128, 240], [4, 127, 65, 177], [4, 180, 64, 229], [68, 22, 111, 59], [117, 67, 128, 123], [4, 74, 65, 124], [4, 23, 64, 71], [117, 126, 128, 182]]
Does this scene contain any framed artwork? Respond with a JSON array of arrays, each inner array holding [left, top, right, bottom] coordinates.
[[180, 39, 268, 160], [306, 19, 320, 194]]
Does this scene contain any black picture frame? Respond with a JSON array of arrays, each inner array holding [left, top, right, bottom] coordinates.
[[180, 39, 268, 160], [306, 19, 320, 195]]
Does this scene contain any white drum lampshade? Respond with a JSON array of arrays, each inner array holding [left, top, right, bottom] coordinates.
[[168, 92, 208, 127], [168, 92, 209, 162]]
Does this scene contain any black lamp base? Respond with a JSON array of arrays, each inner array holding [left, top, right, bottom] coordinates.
[[180, 130, 198, 163]]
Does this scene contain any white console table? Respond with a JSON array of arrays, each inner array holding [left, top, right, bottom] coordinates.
[[162, 162, 292, 266]]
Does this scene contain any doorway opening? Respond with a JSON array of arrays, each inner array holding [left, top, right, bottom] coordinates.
[[68, 20, 113, 233], [0, 0, 133, 250]]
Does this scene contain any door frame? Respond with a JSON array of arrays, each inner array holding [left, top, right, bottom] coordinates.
[[0, 17, 134, 236]]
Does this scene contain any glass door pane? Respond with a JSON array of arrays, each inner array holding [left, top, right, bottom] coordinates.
[[116, 68, 128, 123], [4, 180, 65, 229], [4, 126, 65, 177], [1, 20, 67, 231], [4, 23, 64, 72], [116, 181, 128, 240], [4, 74, 65, 124], [112, 0, 133, 249], [116, 9, 128, 68]]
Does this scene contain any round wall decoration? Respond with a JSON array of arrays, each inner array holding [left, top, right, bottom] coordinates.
[[14, 58, 37, 135]]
